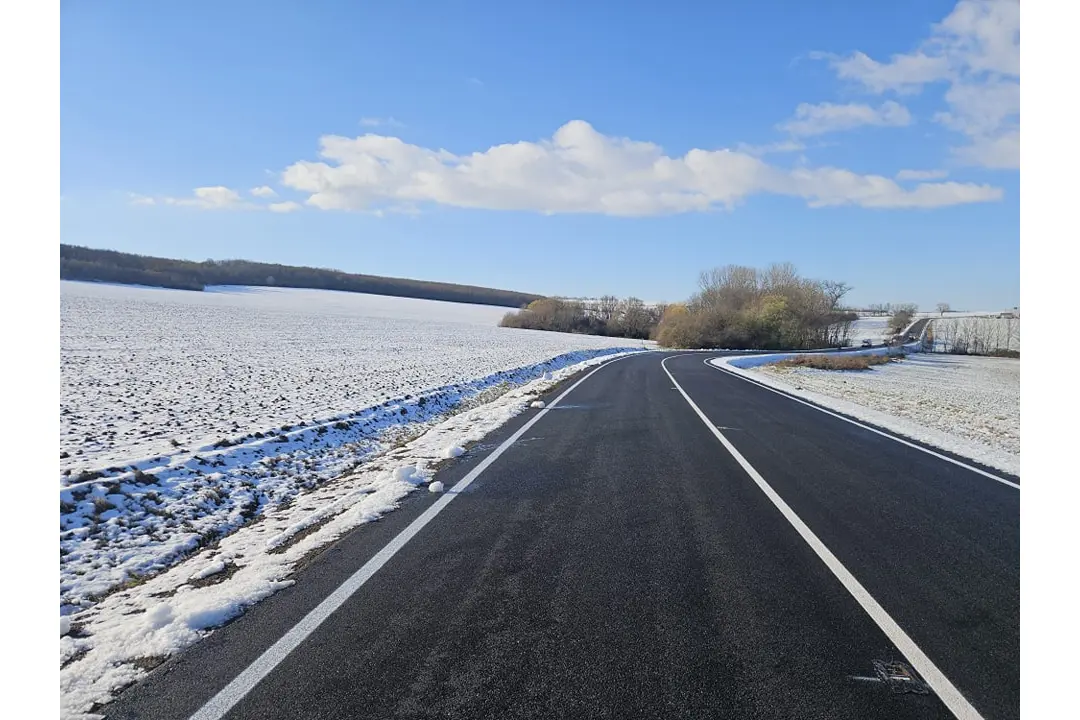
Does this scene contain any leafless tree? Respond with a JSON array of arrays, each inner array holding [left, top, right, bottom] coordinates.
[[936, 302, 951, 316], [597, 295, 619, 322]]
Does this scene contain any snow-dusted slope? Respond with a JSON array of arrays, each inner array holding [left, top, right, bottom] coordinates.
[[734, 353, 1019, 475], [61, 281, 644, 472]]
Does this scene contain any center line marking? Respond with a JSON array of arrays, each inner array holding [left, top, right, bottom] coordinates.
[[661, 354, 984, 720]]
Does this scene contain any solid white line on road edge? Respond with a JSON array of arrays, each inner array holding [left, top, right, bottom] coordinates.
[[188, 353, 638, 720], [702, 357, 1020, 490], [661, 355, 985, 720]]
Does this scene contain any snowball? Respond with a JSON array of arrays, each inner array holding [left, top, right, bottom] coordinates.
[[429, 481, 445, 493], [530, 401, 546, 408], [442, 445, 465, 458], [394, 465, 417, 483]]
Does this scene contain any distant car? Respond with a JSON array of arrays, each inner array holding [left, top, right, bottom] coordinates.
[[861, 339, 873, 348]]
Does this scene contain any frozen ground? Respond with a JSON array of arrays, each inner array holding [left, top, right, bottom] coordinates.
[[61, 281, 644, 471], [61, 281, 643, 612], [60, 354, 634, 720], [723, 353, 1019, 476]]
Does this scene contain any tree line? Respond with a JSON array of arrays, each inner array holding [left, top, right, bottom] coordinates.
[[60, 245, 544, 308], [501, 263, 861, 350], [500, 296, 662, 340]]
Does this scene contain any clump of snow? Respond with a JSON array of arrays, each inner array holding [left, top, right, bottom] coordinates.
[[59, 348, 641, 720], [530, 400, 546, 408], [715, 353, 1019, 476], [61, 616, 71, 638], [428, 481, 445, 493], [189, 560, 227, 581], [441, 445, 465, 458]]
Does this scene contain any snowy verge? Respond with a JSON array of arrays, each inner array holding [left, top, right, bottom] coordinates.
[[60, 350, 642, 720], [710, 354, 1019, 477], [722, 343, 919, 370], [60, 347, 644, 615]]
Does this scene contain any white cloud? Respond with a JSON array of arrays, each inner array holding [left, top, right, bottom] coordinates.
[[359, 117, 405, 128], [127, 192, 156, 206], [778, 101, 912, 137], [814, 0, 1019, 169], [278, 120, 1001, 215], [896, 169, 949, 181], [160, 186, 247, 210], [813, 50, 950, 94], [133, 186, 302, 212]]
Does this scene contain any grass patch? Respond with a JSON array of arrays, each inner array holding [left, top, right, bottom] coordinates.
[[92, 497, 117, 514], [773, 353, 899, 371], [187, 561, 240, 588]]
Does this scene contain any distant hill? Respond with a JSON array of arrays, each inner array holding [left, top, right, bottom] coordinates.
[[59, 245, 544, 309]]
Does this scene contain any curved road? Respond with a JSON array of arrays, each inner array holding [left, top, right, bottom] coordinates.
[[105, 352, 1019, 720]]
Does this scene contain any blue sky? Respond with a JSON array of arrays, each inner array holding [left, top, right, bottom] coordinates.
[[60, 0, 1019, 310]]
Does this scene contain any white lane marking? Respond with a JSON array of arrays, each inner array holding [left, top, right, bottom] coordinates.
[[702, 357, 1019, 490], [661, 355, 985, 720], [189, 353, 638, 720]]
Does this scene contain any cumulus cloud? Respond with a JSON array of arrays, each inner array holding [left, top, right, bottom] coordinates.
[[277, 120, 1001, 215], [161, 186, 246, 209], [131, 186, 300, 212], [896, 169, 949, 181], [814, 0, 1019, 168], [778, 101, 912, 137]]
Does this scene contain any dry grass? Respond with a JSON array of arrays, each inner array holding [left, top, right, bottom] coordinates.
[[773, 353, 899, 371]]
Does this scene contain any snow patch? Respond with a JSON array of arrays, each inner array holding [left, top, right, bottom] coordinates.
[[189, 560, 227, 581]]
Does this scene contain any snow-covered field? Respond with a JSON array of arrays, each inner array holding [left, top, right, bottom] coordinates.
[[736, 353, 1019, 475], [848, 315, 891, 344], [60, 282, 642, 629]]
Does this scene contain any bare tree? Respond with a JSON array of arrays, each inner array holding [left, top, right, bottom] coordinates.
[[936, 302, 951, 316], [597, 295, 619, 322]]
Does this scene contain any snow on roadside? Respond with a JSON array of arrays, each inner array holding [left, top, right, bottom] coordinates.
[[59, 350, 641, 720], [60, 348, 640, 616], [714, 353, 1019, 476]]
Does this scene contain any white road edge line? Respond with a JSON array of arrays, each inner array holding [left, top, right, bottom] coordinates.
[[188, 352, 638, 720], [703, 357, 1019, 490], [661, 355, 985, 720]]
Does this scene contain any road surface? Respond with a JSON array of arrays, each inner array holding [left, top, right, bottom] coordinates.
[[104, 351, 1019, 720]]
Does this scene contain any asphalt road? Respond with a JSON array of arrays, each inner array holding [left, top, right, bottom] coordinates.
[[105, 352, 1019, 720]]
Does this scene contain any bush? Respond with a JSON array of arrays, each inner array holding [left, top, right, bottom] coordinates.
[[772, 354, 897, 371], [654, 263, 857, 350], [500, 296, 660, 340]]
